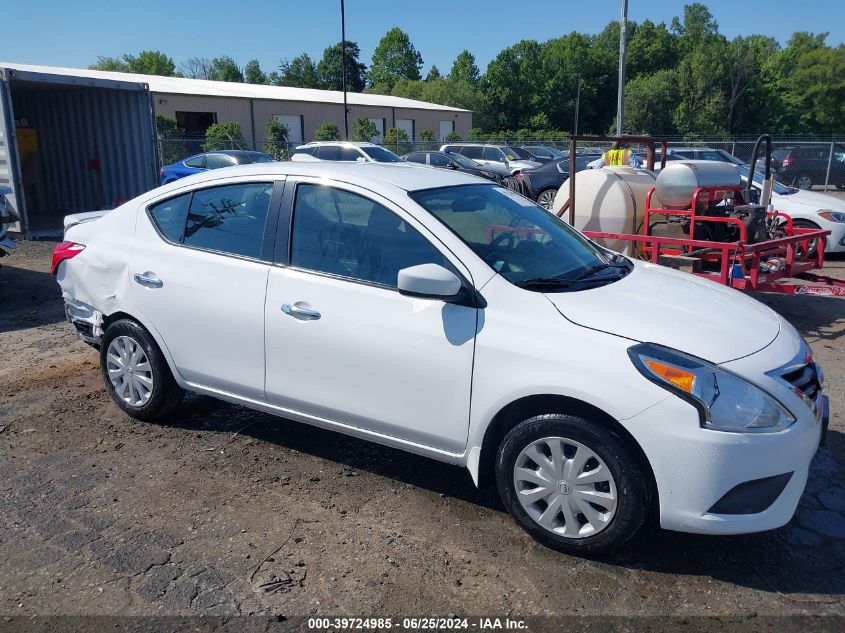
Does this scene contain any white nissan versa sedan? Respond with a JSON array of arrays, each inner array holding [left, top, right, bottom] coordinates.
[[53, 162, 828, 554]]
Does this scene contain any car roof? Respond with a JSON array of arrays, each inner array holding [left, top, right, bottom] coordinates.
[[152, 161, 486, 197], [669, 147, 723, 152], [297, 141, 378, 148]]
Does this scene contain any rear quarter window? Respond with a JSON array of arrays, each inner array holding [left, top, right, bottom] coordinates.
[[149, 193, 191, 242]]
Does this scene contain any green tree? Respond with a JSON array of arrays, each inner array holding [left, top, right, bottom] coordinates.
[[278, 54, 320, 88], [449, 50, 479, 84], [481, 40, 545, 130], [314, 122, 341, 141], [264, 118, 290, 160], [383, 127, 410, 154], [244, 59, 267, 84], [352, 117, 380, 142], [203, 122, 246, 151], [626, 20, 678, 78], [624, 70, 679, 134], [208, 56, 244, 82], [317, 41, 367, 91], [425, 65, 441, 81], [369, 27, 423, 89], [90, 50, 177, 76], [156, 115, 186, 164], [723, 35, 779, 133], [444, 131, 462, 142]]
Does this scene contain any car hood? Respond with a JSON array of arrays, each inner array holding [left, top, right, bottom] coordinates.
[[509, 160, 542, 171], [774, 189, 845, 212], [542, 261, 781, 364]]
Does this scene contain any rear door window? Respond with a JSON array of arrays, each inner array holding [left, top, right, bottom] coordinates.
[[184, 155, 206, 168], [317, 146, 340, 161], [462, 146, 482, 159], [339, 146, 362, 161], [483, 147, 504, 162], [430, 153, 451, 167], [404, 153, 427, 164], [183, 183, 274, 258]]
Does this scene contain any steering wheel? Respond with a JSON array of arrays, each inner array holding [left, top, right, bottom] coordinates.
[[483, 231, 518, 269]]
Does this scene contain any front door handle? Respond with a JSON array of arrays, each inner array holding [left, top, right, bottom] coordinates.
[[281, 303, 321, 320], [133, 272, 163, 288]]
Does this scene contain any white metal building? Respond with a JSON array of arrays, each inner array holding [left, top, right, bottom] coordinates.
[[0, 62, 472, 236]]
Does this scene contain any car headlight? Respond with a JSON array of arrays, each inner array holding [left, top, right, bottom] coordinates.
[[818, 210, 845, 223], [628, 343, 795, 432]]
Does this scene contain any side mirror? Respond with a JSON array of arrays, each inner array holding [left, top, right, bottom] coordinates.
[[398, 263, 462, 300]]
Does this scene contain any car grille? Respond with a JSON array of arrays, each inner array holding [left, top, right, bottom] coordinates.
[[782, 362, 820, 400]]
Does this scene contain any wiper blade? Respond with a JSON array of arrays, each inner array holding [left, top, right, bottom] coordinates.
[[514, 277, 575, 289]]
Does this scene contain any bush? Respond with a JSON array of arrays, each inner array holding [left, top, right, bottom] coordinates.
[[264, 119, 291, 160], [444, 131, 462, 142], [417, 128, 435, 150], [383, 127, 410, 155], [156, 115, 186, 165], [203, 122, 246, 151], [314, 121, 341, 141], [352, 118, 380, 143]]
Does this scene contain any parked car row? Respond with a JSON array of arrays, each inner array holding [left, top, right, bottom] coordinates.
[[160, 150, 276, 185]]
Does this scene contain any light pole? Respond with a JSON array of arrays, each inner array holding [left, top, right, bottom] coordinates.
[[340, 0, 349, 140], [617, 0, 628, 136]]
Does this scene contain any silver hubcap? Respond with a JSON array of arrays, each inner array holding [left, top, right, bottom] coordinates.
[[797, 175, 812, 189], [538, 190, 556, 209], [513, 436, 618, 538], [106, 336, 153, 407]]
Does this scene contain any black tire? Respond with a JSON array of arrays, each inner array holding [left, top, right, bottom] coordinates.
[[794, 173, 814, 190], [792, 219, 822, 257], [536, 188, 558, 210], [496, 413, 649, 555], [100, 318, 184, 421]]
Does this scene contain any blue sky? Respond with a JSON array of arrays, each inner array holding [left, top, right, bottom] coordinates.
[[3, 1, 843, 76]]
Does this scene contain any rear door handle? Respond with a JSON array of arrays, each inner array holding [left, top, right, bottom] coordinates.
[[133, 272, 163, 288], [281, 303, 321, 320]]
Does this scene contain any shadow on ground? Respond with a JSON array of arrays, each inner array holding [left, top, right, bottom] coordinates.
[[165, 394, 845, 601]]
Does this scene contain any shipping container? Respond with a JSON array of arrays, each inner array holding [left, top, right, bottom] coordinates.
[[0, 66, 158, 237]]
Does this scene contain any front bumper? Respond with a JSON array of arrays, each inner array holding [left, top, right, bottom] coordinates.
[[823, 221, 845, 253], [624, 392, 823, 535]]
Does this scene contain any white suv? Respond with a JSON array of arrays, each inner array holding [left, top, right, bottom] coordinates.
[[53, 162, 827, 554], [293, 141, 403, 163]]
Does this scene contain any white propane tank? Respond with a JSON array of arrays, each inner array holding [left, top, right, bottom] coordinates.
[[551, 166, 659, 255]]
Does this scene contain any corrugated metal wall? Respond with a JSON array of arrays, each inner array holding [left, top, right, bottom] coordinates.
[[12, 83, 157, 217]]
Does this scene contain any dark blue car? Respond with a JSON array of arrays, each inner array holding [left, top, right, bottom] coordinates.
[[159, 150, 276, 185]]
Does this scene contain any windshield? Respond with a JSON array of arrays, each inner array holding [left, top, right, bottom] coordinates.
[[361, 146, 403, 162], [450, 153, 481, 169], [735, 166, 795, 195], [528, 146, 564, 159], [409, 184, 615, 287], [248, 152, 276, 163], [508, 147, 532, 160]]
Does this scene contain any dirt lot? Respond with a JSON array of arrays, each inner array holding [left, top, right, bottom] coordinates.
[[1, 240, 844, 624]]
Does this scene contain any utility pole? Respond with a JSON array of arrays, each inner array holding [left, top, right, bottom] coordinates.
[[340, 0, 349, 140], [574, 74, 581, 136], [616, 0, 628, 136]]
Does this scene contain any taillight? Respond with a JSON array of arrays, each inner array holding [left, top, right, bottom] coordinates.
[[783, 155, 793, 167], [51, 241, 85, 275]]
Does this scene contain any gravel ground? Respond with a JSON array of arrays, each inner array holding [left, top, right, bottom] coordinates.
[[0, 240, 843, 622]]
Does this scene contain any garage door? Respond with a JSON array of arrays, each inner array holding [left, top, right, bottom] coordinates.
[[396, 118, 414, 140], [439, 120, 454, 141], [274, 115, 303, 144], [369, 118, 385, 143]]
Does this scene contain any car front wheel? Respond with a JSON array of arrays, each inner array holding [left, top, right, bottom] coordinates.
[[100, 319, 184, 421], [795, 173, 814, 190], [496, 413, 649, 554]]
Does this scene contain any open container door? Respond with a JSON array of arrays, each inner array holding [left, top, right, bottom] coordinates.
[[0, 71, 26, 236]]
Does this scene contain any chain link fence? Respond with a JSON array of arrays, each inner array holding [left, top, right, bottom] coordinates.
[[157, 136, 845, 193]]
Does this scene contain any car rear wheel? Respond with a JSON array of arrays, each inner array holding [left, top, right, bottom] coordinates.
[[537, 189, 558, 210], [795, 173, 814, 190], [496, 413, 648, 554], [100, 319, 184, 421]]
